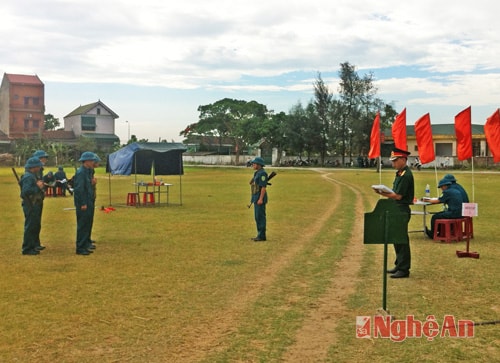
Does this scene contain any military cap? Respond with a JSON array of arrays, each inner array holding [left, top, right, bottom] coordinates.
[[443, 174, 457, 183], [389, 147, 411, 161], [438, 178, 452, 188], [250, 157, 265, 166], [33, 150, 49, 158], [25, 157, 43, 169], [79, 151, 96, 162]]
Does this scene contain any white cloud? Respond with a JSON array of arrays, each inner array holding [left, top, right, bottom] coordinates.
[[2, 0, 500, 140]]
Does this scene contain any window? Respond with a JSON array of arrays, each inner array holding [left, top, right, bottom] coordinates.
[[81, 116, 96, 131], [97, 108, 101, 115], [33, 97, 40, 106], [24, 97, 30, 105], [32, 120, 39, 129], [24, 119, 30, 131], [436, 143, 452, 156]]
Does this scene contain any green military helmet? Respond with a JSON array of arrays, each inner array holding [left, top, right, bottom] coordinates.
[[92, 153, 101, 162], [79, 151, 96, 162], [443, 174, 457, 183], [250, 157, 265, 166], [25, 156, 43, 169], [438, 178, 452, 188], [33, 150, 49, 158]]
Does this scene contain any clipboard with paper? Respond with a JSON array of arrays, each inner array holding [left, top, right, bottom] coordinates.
[[371, 184, 394, 194]]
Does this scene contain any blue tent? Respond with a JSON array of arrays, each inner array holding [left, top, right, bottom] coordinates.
[[106, 142, 187, 205], [106, 142, 187, 176]]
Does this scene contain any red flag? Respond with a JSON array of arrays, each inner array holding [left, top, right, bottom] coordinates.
[[368, 112, 380, 159], [414, 113, 435, 164], [392, 108, 407, 150], [485, 109, 500, 163], [454, 106, 472, 160]]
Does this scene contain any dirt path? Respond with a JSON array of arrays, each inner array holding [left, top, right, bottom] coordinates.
[[281, 171, 365, 362], [175, 171, 344, 362]]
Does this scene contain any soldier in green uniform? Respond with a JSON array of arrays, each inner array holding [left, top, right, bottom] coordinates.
[[74, 152, 97, 255], [375, 147, 414, 278], [32, 150, 49, 251], [249, 157, 268, 242], [87, 153, 100, 250], [20, 157, 45, 255]]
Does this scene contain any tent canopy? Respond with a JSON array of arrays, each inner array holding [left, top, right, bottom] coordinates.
[[106, 142, 187, 176]]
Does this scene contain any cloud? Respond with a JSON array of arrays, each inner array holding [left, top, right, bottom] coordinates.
[[2, 0, 500, 140]]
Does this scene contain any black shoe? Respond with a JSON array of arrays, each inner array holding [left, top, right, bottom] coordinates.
[[390, 270, 410, 278], [35, 245, 46, 251], [88, 244, 96, 250], [386, 267, 398, 274], [76, 250, 91, 255], [22, 250, 40, 255], [252, 237, 267, 242]]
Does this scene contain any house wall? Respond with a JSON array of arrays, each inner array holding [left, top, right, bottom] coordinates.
[[0, 82, 9, 135], [183, 154, 247, 165], [406, 136, 488, 160], [0, 80, 44, 137], [64, 115, 82, 134], [64, 108, 115, 136]]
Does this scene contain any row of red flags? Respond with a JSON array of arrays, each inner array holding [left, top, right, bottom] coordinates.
[[368, 107, 500, 163]]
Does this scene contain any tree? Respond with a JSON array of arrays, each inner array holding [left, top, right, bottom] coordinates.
[[184, 98, 269, 164], [259, 111, 288, 166], [313, 73, 333, 165], [44, 114, 60, 131], [336, 62, 380, 164]]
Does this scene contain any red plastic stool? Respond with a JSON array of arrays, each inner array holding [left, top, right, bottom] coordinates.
[[433, 219, 461, 243], [127, 193, 140, 206], [45, 187, 53, 197], [56, 187, 63, 196], [142, 192, 155, 205]]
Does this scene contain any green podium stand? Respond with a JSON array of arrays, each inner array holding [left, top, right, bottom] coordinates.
[[364, 199, 409, 312]]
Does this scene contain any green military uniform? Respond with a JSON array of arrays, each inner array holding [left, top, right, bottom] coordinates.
[[20, 158, 45, 255], [32, 150, 49, 249], [88, 154, 100, 246], [250, 157, 268, 241], [74, 152, 96, 255], [391, 163, 414, 275]]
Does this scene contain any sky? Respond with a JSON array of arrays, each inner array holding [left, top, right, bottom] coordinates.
[[2, 0, 500, 144]]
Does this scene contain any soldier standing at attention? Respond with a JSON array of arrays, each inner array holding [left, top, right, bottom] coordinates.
[[74, 152, 96, 255], [374, 147, 414, 278], [32, 150, 49, 251], [20, 157, 45, 255], [249, 157, 268, 242], [87, 153, 101, 250]]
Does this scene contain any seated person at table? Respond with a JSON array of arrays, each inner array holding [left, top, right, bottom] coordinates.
[[443, 173, 469, 203], [54, 166, 71, 196], [42, 171, 57, 196], [425, 178, 463, 239]]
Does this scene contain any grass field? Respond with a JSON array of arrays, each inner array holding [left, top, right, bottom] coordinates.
[[0, 165, 498, 362]]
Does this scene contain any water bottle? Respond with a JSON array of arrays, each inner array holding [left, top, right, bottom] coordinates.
[[425, 184, 430, 197]]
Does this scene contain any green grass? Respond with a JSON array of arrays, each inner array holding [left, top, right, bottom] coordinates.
[[0, 166, 498, 362]]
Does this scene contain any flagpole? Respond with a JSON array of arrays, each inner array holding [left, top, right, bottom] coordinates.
[[471, 157, 475, 203], [434, 162, 439, 197]]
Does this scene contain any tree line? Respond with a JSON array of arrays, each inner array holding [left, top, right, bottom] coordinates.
[[181, 62, 397, 166]]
